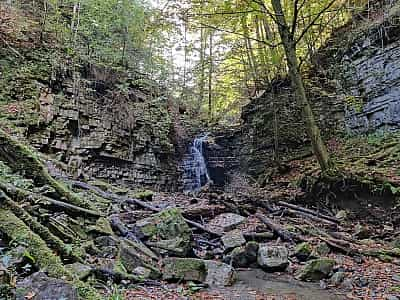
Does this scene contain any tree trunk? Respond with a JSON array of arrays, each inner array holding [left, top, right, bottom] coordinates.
[[271, 0, 332, 172], [208, 31, 213, 122]]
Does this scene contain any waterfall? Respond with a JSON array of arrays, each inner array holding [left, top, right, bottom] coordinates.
[[182, 134, 210, 192]]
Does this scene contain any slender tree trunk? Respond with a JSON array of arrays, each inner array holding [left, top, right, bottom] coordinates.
[[198, 25, 206, 114], [241, 16, 259, 88], [271, 0, 332, 172], [208, 31, 213, 122]]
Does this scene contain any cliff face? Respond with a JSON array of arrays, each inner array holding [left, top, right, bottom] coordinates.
[[333, 4, 400, 133], [0, 8, 179, 190]]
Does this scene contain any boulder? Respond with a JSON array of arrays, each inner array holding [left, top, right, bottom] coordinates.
[[16, 272, 77, 300], [257, 245, 289, 271], [311, 242, 330, 258], [353, 224, 370, 239], [296, 258, 335, 281], [330, 271, 346, 286], [221, 230, 246, 250], [227, 241, 259, 268], [135, 208, 191, 256], [162, 258, 207, 282], [294, 242, 312, 261], [65, 263, 92, 280], [119, 239, 160, 279], [207, 213, 245, 234], [204, 260, 236, 287], [132, 266, 152, 279]]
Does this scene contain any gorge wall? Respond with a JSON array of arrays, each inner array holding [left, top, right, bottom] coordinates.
[[0, 46, 179, 190]]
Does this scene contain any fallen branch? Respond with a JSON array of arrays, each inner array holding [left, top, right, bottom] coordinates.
[[278, 201, 339, 224], [255, 212, 304, 243], [287, 209, 338, 226], [67, 179, 223, 237]]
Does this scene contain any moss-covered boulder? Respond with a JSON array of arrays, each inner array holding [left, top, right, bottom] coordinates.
[[296, 258, 335, 281], [226, 241, 259, 268], [257, 245, 289, 271], [311, 242, 330, 258], [294, 242, 312, 261], [162, 258, 207, 282], [119, 239, 160, 279], [135, 208, 192, 256]]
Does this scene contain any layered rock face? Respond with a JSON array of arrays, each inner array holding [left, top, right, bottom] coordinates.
[[28, 67, 178, 190], [337, 8, 400, 133], [1, 58, 178, 190]]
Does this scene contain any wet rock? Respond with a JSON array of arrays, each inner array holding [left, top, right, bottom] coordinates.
[[257, 245, 289, 271], [16, 272, 77, 300], [207, 213, 245, 234], [221, 230, 246, 250], [119, 239, 160, 278], [294, 242, 312, 261], [204, 260, 236, 287], [311, 242, 330, 258], [162, 258, 207, 282], [296, 259, 335, 281], [65, 263, 92, 280], [135, 208, 191, 256], [227, 241, 259, 268], [330, 271, 346, 286]]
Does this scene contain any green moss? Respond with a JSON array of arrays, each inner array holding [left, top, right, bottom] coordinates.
[[0, 129, 95, 210], [295, 242, 312, 260], [297, 258, 335, 281], [162, 258, 206, 282], [133, 190, 153, 201], [0, 209, 102, 299]]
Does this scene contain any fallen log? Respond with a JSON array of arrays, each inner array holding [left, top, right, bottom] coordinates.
[[255, 213, 304, 243], [278, 201, 339, 224]]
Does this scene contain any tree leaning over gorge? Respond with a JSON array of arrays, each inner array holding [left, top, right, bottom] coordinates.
[[268, 0, 335, 172]]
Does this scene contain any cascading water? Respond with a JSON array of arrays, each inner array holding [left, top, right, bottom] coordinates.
[[182, 134, 210, 192]]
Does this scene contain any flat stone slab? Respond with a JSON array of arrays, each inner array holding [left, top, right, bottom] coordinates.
[[205, 260, 236, 287], [207, 213, 246, 234], [221, 230, 246, 250], [258, 245, 289, 271]]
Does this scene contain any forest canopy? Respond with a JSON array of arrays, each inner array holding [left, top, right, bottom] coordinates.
[[15, 0, 369, 123]]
